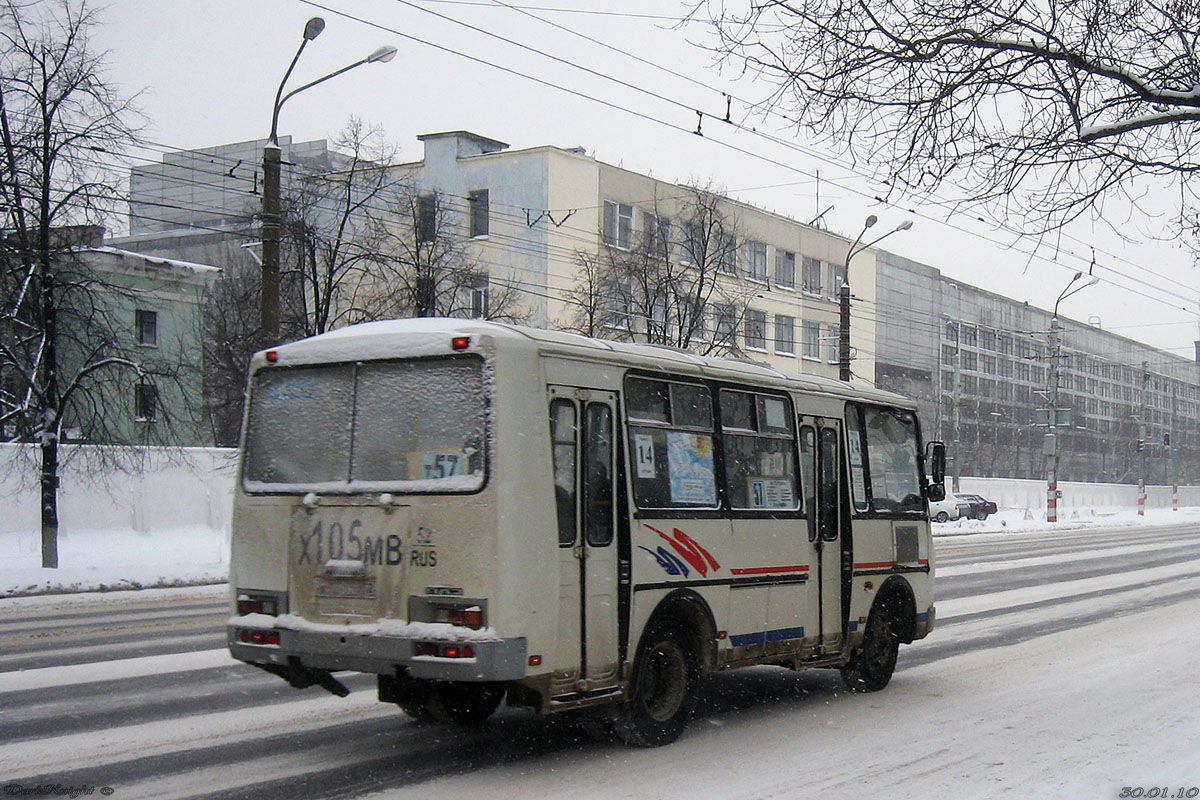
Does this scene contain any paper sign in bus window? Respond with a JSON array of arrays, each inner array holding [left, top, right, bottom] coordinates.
[[749, 478, 794, 508], [634, 433, 657, 479], [666, 431, 716, 505], [419, 451, 465, 479]]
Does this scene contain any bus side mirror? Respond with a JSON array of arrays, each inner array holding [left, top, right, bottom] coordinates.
[[926, 441, 946, 501]]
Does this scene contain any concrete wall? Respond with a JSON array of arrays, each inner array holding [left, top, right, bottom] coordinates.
[[957, 476, 1200, 517], [0, 444, 237, 535], [2, 442, 1195, 536]]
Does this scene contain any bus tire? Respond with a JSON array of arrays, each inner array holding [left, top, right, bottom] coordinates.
[[612, 619, 695, 747], [841, 599, 900, 693], [425, 681, 506, 725]]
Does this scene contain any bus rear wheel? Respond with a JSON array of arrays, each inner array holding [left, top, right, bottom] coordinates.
[[392, 679, 504, 724], [425, 681, 506, 724], [841, 601, 900, 692], [612, 619, 695, 747]]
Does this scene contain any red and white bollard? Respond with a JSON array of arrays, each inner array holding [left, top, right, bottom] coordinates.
[[1047, 480, 1057, 523], [1138, 482, 1146, 517], [1173, 484, 1179, 512]]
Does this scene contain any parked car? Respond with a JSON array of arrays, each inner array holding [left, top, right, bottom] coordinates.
[[956, 493, 999, 520], [929, 494, 972, 523]]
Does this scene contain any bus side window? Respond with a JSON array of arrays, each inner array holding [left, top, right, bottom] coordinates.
[[800, 425, 817, 541], [583, 403, 614, 547], [550, 399, 578, 547]]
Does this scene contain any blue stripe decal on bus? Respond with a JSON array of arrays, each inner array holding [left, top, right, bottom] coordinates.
[[765, 626, 805, 642], [729, 626, 805, 647], [915, 612, 929, 623]]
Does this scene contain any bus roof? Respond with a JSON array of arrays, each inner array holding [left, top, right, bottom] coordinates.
[[259, 318, 915, 409]]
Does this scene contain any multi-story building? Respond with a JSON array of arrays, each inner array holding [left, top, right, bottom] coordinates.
[[124, 131, 1199, 484], [121, 130, 883, 381], [380, 130, 876, 378], [875, 251, 1200, 485], [0, 227, 218, 446]]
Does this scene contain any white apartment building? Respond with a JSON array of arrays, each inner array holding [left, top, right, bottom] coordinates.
[[389, 130, 877, 381]]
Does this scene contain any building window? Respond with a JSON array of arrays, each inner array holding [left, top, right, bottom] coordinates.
[[745, 241, 767, 282], [829, 263, 846, 299], [603, 201, 633, 249], [713, 303, 737, 346], [775, 250, 795, 288], [642, 211, 671, 260], [135, 381, 157, 422], [775, 314, 795, 354], [745, 309, 767, 350], [825, 324, 840, 363], [136, 309, 157, 346], [602, 279, 632, 329], [470, 274, 489, 318], [680, 221, 700, 265], [715, 233, 737, 275], [802, 256, 822, 294], [802, 321, 821, 360], [417, 193, 437, 243], [468, 189, 489, 238]]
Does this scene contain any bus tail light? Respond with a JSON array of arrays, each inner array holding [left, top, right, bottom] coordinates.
[[238, 629, 280, 646], [237, 594, 279, 616], [451, 336, 470, 350], [447, 608, 483, 628], [415, 642, 476, 659]]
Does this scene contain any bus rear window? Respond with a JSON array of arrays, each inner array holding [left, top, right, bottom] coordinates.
[[242, 356, 487, 493]]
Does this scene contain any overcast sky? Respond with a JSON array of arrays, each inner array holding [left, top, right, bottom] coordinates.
[[91, 0, 1199, 359]]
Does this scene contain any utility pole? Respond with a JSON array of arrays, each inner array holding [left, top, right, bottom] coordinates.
[[1138, 360, 1148, 516], [261, 144, 282, 344], [1046, 317, 1061, 523], [260, 18, 396, 346], [1172, 383, 1179, 511]]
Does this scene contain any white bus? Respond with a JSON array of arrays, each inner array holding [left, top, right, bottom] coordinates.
[[228, 318, 945, 746]]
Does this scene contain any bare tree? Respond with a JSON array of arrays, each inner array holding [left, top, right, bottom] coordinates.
[[0, 0, 161, 567], [276, 122, 524, 335], [561, 184, 752, 355], [699, 0, 1200, 234], [278, 119, 401, 339], [365, 188, 525, 322], [199, 241, 261, 447]]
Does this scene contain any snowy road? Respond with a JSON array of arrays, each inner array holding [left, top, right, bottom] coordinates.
[[3, 523, 1200, 799]]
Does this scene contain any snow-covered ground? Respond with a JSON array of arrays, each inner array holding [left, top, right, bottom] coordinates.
[[1, 525, 229, 598], [2, 505, 1197, 598], [4, 518, 1198, 799]]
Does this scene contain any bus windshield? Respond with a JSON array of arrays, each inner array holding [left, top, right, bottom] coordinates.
[[242, 355, 487, 494]]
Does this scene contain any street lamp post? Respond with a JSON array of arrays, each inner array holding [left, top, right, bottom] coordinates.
[[261, 19, 397, 345], [838, 215, 913, 381], [1045, 271, 1100, 522]]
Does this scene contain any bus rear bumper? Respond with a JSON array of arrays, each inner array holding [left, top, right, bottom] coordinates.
[[227, 624, 528, 682]]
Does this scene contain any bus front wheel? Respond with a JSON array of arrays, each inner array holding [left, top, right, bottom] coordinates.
[[612, 619, 695, 747], [841, 600, 900, 692]]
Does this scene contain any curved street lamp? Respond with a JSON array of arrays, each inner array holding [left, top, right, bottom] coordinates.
[[261, 19, 397, 345], [838, 216, 913, 381], [1045, 271, 1100, 521]]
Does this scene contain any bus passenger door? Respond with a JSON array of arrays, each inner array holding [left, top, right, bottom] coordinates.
[[549, 388, 620, 695], [800, 417, 845, 653]]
